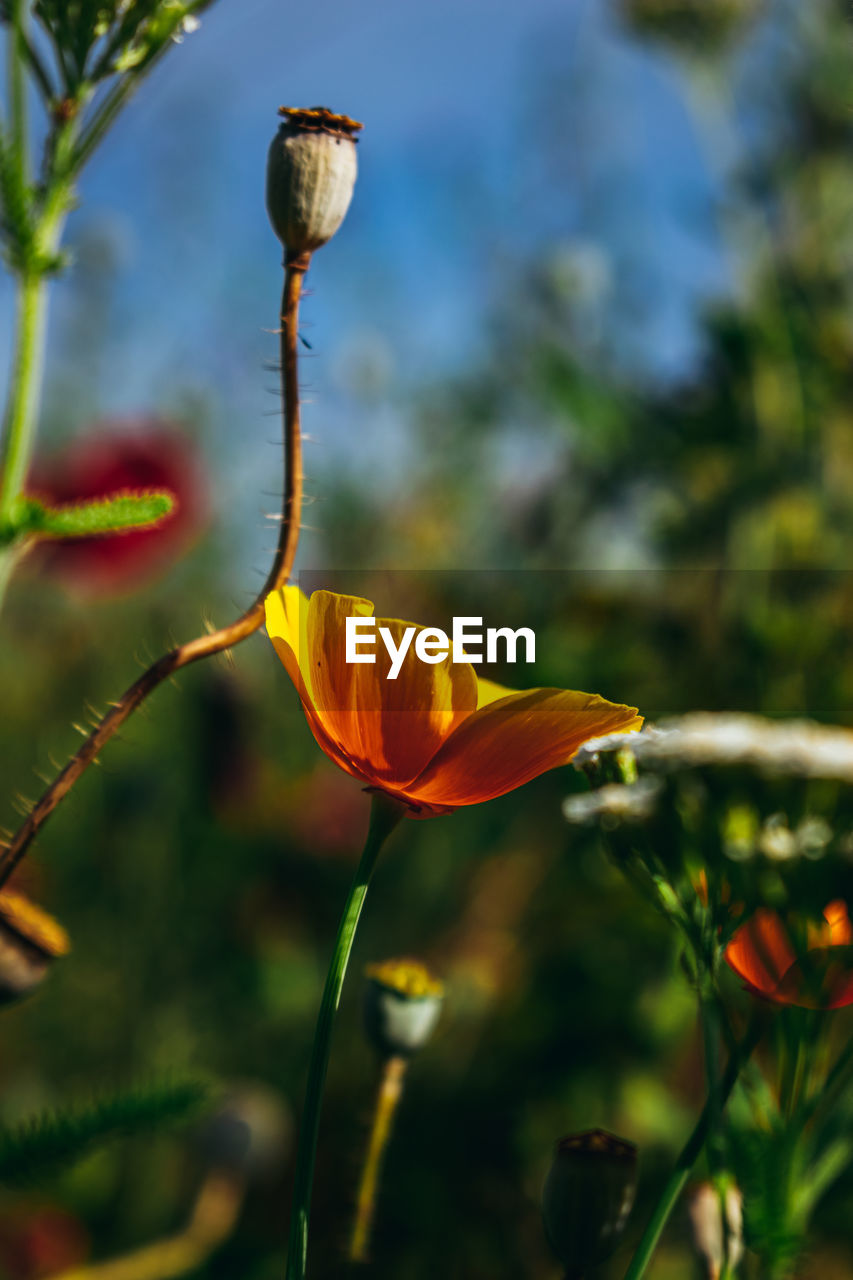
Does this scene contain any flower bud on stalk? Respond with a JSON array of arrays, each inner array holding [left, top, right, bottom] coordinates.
[[542, 1129, 638, 1278], [0, 889, 69, 1005], [363, 957, 445, 1058], [350, 960, 444, 1264], [266, 107, 362, 268]]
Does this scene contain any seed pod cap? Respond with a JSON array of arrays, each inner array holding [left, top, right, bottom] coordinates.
[[542, 1129, 638, 1272]]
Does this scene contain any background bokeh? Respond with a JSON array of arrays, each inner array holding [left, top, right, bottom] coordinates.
[[1, 0, 853, 1275]]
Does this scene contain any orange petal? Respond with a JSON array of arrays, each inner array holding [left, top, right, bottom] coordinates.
[[306, 591, 478, 789], [401, 688, 643, 809], [725, 910, 798, 999], [774, 947, 853, 1010], [822, 900, 853, 947]]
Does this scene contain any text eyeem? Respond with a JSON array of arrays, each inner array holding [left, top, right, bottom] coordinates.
[[345, 616, 536, 680]]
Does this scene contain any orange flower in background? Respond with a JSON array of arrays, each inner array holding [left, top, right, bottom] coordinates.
[[264, 587, 642, 817], [725, 901, 853, 1010]]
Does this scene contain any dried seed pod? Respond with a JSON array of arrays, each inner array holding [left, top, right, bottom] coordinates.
[[542, 1129, 638, 1275], [363, 957, 444, 1058], [266, 106, 362, 263], [0, 889, 70, 1006]]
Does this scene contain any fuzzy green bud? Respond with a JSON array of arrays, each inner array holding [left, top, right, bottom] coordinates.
[[266, 106, 362, 263], [363, 957, 444, 1058], [542, 1129, 638, 1276]]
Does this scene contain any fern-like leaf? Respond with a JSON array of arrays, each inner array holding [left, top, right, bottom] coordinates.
[[0, 1077, 210, 1184]]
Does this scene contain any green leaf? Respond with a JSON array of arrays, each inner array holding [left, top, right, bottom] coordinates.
[[0, 1078, 211, 1184], [27, 489, 175, 539]]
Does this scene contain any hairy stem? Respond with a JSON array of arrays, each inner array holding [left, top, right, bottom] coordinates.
[[286, 795, 405, 1280], [0, 257, 308, 886], [349, 1054, 408, 1263], [0, 270, 50, 523]]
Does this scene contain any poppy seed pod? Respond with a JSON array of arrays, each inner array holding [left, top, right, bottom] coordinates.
[[542, 1129, 638, 1276], [0, 890, 70, 1006], [363, 958, 444, 1058], [266, 107, 362, 263]]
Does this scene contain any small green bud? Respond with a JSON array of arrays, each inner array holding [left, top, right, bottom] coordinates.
[[363, 957, 444, 1058], [542, 1129, 638, 1276], [266, 106, 362, 263]]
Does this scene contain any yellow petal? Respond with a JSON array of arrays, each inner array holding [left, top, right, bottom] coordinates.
[[475, 674, 517, 710], [266, 587, 366, 779], [265, 585, 311, 691], [401, 687, 642, 808]]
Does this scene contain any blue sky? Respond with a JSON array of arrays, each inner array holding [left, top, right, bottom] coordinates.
[[1, 0, 744, 578]]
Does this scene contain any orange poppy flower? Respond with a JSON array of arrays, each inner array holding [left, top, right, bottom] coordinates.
[[264, 587, 643, 817], [725, 900, 853, 1010]]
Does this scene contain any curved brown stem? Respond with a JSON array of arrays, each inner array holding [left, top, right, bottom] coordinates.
[[0, 255, 310, 888]]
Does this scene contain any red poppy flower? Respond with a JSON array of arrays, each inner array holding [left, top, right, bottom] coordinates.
[[725, 901, 853, 1010], [264, 587, 643, 817], [28, 419, 207, 597]]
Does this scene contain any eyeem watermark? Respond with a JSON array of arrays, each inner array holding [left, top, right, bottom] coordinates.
[[345, 616, 536, 680]]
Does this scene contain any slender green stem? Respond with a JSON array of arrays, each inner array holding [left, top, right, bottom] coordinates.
[[622, 1019, 763, 1280], [285, 795, 405, 1280], [0, 185, 70, 552], [0, 269, 49, 522], [700, 991, 724, 1176]]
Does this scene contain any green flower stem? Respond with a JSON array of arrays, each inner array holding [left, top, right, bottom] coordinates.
[[0, 269, 49, 522], [285, 795, 405, 1280], [0, 183, 71, 604], [622, 1019, 763, 1280], [700, 992, 725, 1176]]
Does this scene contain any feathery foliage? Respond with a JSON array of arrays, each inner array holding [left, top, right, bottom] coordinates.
[[0, 1077, 211, 1184]]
